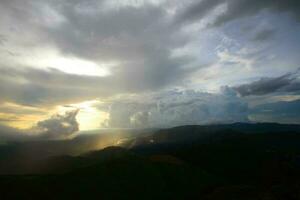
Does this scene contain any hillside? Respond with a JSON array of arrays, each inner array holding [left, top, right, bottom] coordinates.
[[1, 123, 300, 199]]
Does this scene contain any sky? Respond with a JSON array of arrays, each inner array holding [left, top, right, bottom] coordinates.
[[0, 0, 300, 140]]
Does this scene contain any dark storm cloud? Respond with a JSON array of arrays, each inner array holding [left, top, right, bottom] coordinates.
[[45, 1, 170, 61], [283, 82, 300, 93], [0, 125, 29, 142], [0, 67, 116, 106], [0, 62, 194, 107], [0, 0, 195, 104], [36, 109, 80, 139], [233, 72, 300, 96], [40, 0, 193, 92], [0, 109, 80, 142], [177, 0, 300, 27], [175, 0, 224, 25]]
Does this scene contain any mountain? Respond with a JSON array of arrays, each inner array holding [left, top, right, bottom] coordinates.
[[128, 122, 300, 147], [1, 123, 300, 199]]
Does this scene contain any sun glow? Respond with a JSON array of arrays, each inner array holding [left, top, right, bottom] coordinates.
[[0, 100, 109, 131], [21, 47, 113, 77], [58, 100, 109, 131], [42, 57, 111, 77], [0, 102, 48, 129]]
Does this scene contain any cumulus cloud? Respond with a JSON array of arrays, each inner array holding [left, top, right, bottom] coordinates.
[[176, 0, 300, 27], [101, 88, 249, 128], [0, 109, 80, 143], [35, 109, 80, 139], [233, 71, 300, 96]]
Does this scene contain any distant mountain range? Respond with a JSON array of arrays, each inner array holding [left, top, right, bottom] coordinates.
[[1, 123, 300, 199]]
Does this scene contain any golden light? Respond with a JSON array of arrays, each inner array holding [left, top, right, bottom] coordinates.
[[0, 102, 48, 129], [22, 47, 113, 77], [41, 57, 111, 77], [0, 100, 109, 132], [57, 100, 109, 131]]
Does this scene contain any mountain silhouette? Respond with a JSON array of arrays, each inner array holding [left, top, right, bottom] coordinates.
[[1, 123, 300, 199]]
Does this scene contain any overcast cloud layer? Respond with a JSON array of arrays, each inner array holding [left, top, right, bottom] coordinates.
[[0, 0, 300, 137]]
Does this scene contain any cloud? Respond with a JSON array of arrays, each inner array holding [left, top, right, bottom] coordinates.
[[175, 0, 224, 25], [130, 111, 150, 128], [0, 124, 29, 143], [0, 65, 195, 108], [233, 71, 300, 96], [100, 88, 249, 128], [252, 29, 276, 41], [2, 0, 192, 91], [0, 0, 195, 107], [0, 34, 7, 46], [0, 109, 80, 143], [250, 99, 300, 124], [0, 0, 299, 128], [35, 109, 80, 139], [0, 67, 117, 107], [176, 0, 300, 27], [49, 1, 194, 90]]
